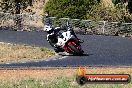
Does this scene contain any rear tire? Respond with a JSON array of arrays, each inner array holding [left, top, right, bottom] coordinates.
[[69, 43, 82, 55]]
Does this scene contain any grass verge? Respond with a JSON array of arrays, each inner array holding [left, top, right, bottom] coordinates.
[[0, 67, 131, 88], [0, 42, 55, 64]]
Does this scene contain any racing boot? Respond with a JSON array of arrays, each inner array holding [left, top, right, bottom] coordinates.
[[54, 45, 65, 53]]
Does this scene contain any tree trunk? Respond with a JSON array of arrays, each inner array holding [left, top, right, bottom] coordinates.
[[14, 0, 21, 31], [128, 0, 132, 13]]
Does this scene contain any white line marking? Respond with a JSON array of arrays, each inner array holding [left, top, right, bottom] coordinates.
[[6, 63, 10, 64], [4, 55, 68, 65], [34, 61, 39, 62], [45, 59, 50, 61], [52, 59, 57, 60], [58, 56, 68, 60]]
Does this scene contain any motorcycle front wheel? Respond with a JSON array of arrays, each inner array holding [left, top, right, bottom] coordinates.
[[68, 43, 83, 55]]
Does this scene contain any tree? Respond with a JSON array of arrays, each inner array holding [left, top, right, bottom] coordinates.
[[44, 0, 98, 19], [0, 0, 34, 30], [1, 0, 33, 13], [112, 0, 132, 14], [128, 0, 132, 13]]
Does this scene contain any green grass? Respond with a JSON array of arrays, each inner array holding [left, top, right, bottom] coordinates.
[[0, 76, 131, 88]]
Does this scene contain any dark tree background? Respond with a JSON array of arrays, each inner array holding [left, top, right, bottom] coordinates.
[[44, 0, 99, 19], [0, 0, 33, 14], [112, 0, 132, 13], [0, 0, 33, 30], [128, 0, 132, 13]]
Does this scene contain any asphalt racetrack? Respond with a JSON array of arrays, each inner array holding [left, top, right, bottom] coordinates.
[[0, 30, 132, 67]]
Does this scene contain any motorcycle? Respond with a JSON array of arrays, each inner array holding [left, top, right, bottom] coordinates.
[[45, 22, 84, 55], [55, 22, 84, 55]]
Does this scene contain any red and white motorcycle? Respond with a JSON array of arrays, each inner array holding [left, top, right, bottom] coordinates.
[[45, 22, 84, 55], [55, 22, 84, 55], [56, 30, 84, 55]]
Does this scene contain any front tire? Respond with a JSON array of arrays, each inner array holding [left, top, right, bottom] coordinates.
[[69, 43, 83, 55]]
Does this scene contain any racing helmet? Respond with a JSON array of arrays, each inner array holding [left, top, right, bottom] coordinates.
[[44, 25, 54, 34]]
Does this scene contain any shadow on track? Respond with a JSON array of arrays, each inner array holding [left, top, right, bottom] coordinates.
[[58, 53, 93, 56]]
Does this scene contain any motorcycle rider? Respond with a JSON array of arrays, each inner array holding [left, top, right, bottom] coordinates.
[[43, 11, 82, 53]]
